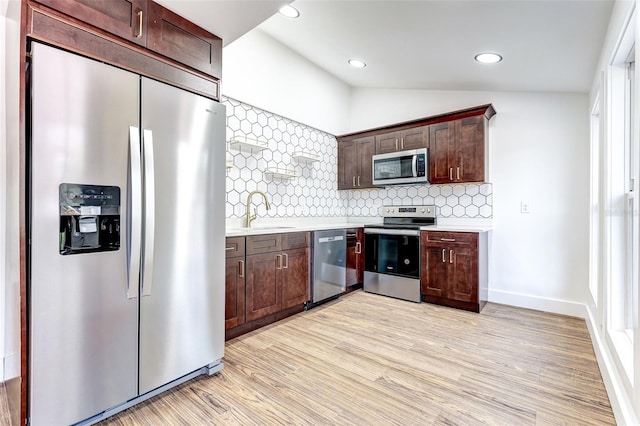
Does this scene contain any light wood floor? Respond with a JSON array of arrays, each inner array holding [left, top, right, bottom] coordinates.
[[0, 382, 10, 426], [99, 290, 615, 425]]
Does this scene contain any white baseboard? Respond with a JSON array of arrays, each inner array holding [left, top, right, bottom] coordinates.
[[584, 305, 639, 426], [488, 288, 587, 318], [3, 352, 18, 381]]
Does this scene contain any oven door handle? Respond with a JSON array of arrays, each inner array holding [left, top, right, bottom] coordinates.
[[364, 228, 420, 236]]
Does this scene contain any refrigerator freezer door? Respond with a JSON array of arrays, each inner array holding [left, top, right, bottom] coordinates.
[[138, 78, 226, 394], [29, 43, 140, 425]]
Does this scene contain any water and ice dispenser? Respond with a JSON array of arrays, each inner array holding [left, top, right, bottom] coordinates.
[[59, 183, 121, 255]]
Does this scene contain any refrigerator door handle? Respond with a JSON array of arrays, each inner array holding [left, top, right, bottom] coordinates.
[[128, 126, 142, 299], [142, 129, 156, 296]]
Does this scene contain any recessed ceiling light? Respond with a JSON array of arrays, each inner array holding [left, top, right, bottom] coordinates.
[[475, 53, 503, 64], [279, 4, 300, 18], [348, 59, 367, 68]]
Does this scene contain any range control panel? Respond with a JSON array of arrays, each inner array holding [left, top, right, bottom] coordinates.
[[380, 205, 436, 218]]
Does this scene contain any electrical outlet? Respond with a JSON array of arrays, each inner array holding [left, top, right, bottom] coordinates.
[[520, 201, 530, 214]]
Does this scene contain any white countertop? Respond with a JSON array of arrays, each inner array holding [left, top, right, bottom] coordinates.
[[226, 220, 491, 237]]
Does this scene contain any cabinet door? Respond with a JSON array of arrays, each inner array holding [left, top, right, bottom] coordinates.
[[375, 131, 401, 154], [225, 257, 245, 329], [147, 2, 222, 79], [449, 247, 479, 303], [356, 228, 365, 284], [455, 116, 485, 182], [35, 0, 148, 45], [281, 248, 310, 309], [346, 241, 358, 287], [338, 141, 358, 189], [421, 245, 449, 298], [429, 121, 456, 184], [400, 127, 428, 150], [245, 253, 281, 322], [357, 137, 375, 188]]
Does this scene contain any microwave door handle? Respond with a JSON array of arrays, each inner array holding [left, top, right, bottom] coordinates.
[[412, 155, 418, 177]]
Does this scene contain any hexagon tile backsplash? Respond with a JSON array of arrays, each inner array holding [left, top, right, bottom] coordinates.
[[223, 97, 492, 220]]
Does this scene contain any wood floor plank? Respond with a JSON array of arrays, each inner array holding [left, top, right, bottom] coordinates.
[[90, 290, 615, 425]]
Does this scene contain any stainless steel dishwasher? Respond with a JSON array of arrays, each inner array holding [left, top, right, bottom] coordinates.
[[309, 229, 347, 308]]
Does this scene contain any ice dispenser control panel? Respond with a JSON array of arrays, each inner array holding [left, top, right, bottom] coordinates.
[[59, 183, 120, 255]]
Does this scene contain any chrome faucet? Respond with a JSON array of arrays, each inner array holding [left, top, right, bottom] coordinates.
[[245, 190, 271, 228]]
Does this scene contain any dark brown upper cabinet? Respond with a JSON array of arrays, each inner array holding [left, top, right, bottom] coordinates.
[[147, 2, 222, 79], [429, 115, 486, 184], [34, 0, 149, 46], [337, 105, 495, 188], [30, 0, 222, 81], [375, 126, 428, 154], [337, 136, 375, 190]]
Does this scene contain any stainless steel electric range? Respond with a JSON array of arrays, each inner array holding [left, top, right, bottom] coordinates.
[[363, 205, 436, 302]]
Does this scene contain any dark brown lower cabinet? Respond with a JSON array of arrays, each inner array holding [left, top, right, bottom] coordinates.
[[245, 252, 281, 322], [225, 237, 245, 329], [346, 228, 364, 290], [244, 232, 310, 323], [281, 247, 311, 309], [421, 231, 488, 313]]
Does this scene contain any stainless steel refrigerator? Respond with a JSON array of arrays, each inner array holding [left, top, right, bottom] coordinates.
[[28, 42, 226, 425]]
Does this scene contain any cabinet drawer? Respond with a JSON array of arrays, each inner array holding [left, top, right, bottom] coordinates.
[[246, 234, 282, 255], [422, 231, 478, 247], [282, 232, 310, 250], [225, 237, 245, 258]]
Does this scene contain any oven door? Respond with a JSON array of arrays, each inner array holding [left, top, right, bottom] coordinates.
[[364, 228, 420, 279]]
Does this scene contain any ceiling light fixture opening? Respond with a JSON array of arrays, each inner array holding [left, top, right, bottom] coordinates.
[[475, 53, 503, 64], [348, 59, 367, 68], [279, 4, 300, 18]]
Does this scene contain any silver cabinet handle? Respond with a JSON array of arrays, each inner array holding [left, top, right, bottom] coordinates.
[[127, 126, 142, 299], [276, 254, 282, 270], [357, 176, 361, 187], [225, 246, 235, 251], [355, 241, 362, 254], [136, 10, 144, 39], [449, 250, 453, 264], [440, 238, 456, 242], [353, 176, 356, 187], [141, 129, 155, 296], [283, 253, 289, 269], [395, 138, 398, 150], [449, 168, 453, 180], [401, 138, 404, 149], [456, 167, 460, 180], [442, 248, 446, 263], [238, 260, 245, 278]]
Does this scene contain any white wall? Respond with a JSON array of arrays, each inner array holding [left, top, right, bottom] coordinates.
[[350, 89, 590, 316], [222, 27, 591, 316], [2, 0, 21, 382], [0, 1, 8, 383], [222, 29, 352, 135]]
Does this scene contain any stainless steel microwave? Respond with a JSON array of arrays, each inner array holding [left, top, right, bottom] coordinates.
[[372, 148, 428, 186]]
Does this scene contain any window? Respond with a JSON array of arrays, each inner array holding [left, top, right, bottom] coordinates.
[[606, 34, 636, 380]]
